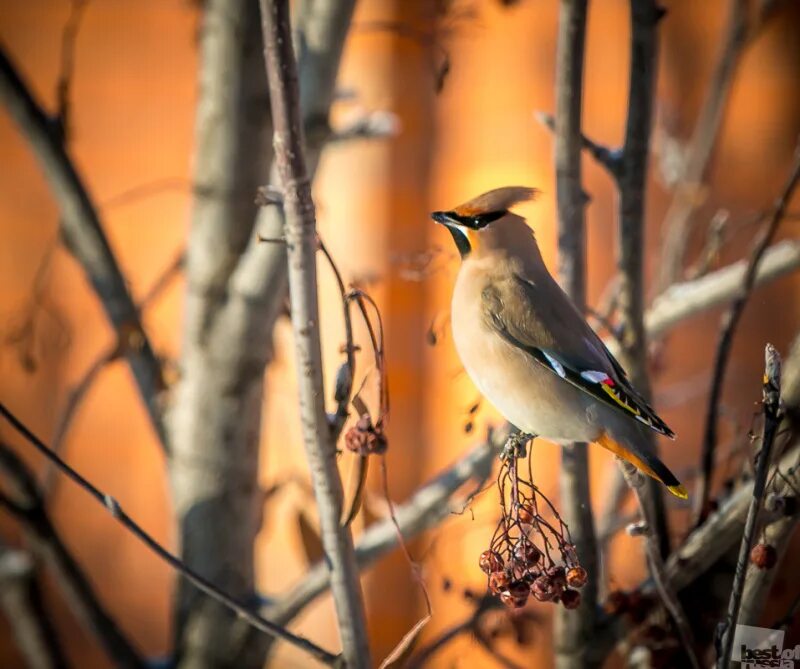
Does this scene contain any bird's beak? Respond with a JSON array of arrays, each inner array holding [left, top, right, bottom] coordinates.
[[431, 211, 454, 226]]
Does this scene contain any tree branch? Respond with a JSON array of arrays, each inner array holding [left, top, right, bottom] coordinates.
[[0, 45, 166, 447], [716, 344, 783, 668], [615, 0, 670, 558], [549, 2, 600, 667], [0, 442, 146, 669], [264, 431, 500, 630], [0, 543, 69, 669], [0, 404, 341, 667], [695, 144, 800, 525], [259, 1, 370, 666]]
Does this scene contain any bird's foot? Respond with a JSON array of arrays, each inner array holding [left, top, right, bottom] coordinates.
[[501, 432, 535, 460]]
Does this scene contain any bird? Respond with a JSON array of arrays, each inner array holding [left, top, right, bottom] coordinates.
[[431, 186, 687, 499]]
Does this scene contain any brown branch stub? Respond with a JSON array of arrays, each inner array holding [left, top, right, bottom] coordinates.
[[258, 1, 371, 666], [716, 344, 784, 669]]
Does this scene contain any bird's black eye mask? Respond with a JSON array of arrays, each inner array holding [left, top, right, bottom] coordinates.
[[442, 210, 506, 229]]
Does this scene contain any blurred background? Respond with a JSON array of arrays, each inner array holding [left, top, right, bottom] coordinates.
[[1, 0, 799, 667]]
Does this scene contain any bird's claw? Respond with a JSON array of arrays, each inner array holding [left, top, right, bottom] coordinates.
[[501, 432, 535, 460]]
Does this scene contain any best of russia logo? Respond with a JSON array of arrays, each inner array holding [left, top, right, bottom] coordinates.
[[733, 625, 799, 668]]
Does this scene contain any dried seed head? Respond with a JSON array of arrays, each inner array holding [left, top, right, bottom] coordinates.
[[566, 566, 588, 588], [750, 543, 778, 570], [531, 575, 558, 602], [560, 589, 581, 610], [479, 550, 504, 575], [488, 570, 511, 594]]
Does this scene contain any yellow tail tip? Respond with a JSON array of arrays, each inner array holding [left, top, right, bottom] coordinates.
[[668, 484, 688, 500]]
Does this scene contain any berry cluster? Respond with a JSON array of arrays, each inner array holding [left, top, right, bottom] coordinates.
[[344, 414, 387, 455], [480, 438, 587, 609]]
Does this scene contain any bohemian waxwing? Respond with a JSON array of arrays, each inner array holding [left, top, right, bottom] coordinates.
[[432, 186, 687, 499]]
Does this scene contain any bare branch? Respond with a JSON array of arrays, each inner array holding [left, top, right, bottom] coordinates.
[[535, 110, 622, 179], [615, 0, 669, 557], [0, 441, 147, 669], [0, 543, 69, 669], [0, 404, 341, 667], [644, 239, 800, 340], [717, 344, 783, 668], [549, 2, 599, 667], [695, 144, 800, 526], [264, 431, 500, 632], [0, 46, 167, 447], [259, 1, 370, 666]]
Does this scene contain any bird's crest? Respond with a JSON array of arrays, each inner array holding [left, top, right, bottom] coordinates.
[[453, 186, 538, 217]]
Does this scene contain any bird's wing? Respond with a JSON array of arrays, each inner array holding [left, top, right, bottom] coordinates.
[[481, 273, 674, 438]]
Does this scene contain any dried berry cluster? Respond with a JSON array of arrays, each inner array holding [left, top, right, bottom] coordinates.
[[344, 413, 387, 455], [480, 442, 587, 609]]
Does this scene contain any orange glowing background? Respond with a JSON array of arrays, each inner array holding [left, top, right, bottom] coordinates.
[[1, 1, 799, 667]]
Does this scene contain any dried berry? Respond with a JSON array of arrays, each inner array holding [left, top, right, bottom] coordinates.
[[546, 566, 566, 589], [479, 550, 504, 575], [500, 589, 528, 608], [517, 504, 534, 524], [566, 566, 588, 588], [513, 541, 541, 566], [531, 575, 558, 602], [489, 570, 511, 594], [750, 543, 778, 570], [344, 426, 368, 453], [561, 589, 581, 610]]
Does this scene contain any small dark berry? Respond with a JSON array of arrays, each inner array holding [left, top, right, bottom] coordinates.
[[750, 543, 778, 570], [531, 575, 557, 602], [513, 541, 541, 566], [566, 566, 588, 588], [479, 550, 504, 575], [489, 570, 511, 594], [500, 589, 528, 608], [561, 589, 581, 609], [518, 505, 534, 524], [546, 566, 566, 589]]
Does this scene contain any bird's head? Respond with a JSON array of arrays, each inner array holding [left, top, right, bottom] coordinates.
[[431, 186, 538, 258]]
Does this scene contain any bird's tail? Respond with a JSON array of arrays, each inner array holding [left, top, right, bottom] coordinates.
[[596, 431, 688, 500]]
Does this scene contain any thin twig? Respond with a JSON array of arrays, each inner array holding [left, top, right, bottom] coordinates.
[[549, 1, 599, 667], [0, 443, 146, 669], [259, 1, 370, 666], [0, 404, 341, 667], [716, 344, 783, 669], [535, 110, 622, 179], [54, 0, 89, 139], [0, 45, 167, 448], [617, 459, 701, 669], [694, 144, 800, 526]]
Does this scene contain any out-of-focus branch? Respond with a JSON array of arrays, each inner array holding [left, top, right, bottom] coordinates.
[[695, 145, 800, 526], [0, 441, 147, 669], [0, 405, 341, 667], [644, 239, 800, 339], [0, 543, 68, 669], [717, 345, 783, 669], [264, 431, 501, 631], [549, 2, 599, 668], [0, 46, 166, 447], [259, 1, 370, 667], [615, 0, 669, 557], [617, 461, 701, 669], [657, 0, 747, 290]]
